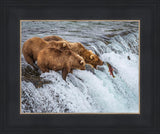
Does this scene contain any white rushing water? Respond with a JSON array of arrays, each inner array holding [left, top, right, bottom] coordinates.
[[21, 21, 139, 113]]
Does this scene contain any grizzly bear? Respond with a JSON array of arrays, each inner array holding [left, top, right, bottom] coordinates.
[[37, 47, 86, 80], [22, 37, 50, 69], [22, 37, 70, 69], [43, 35, 104, 68]]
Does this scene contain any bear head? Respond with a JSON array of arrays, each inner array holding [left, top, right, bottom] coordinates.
[[66, 50, 86, 70], [85, 50, 104, 69]]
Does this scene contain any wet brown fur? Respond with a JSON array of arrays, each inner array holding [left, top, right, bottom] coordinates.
[[22, 37, 50, 69], [37, 47, 86, 80], [42, 35, 65, 42], [48, 40, 70, 51], [43, 35, 103, 68], [22, 37, 70, 69]]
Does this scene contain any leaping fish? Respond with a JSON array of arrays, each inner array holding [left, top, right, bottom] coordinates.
[[106, 62, 115, 78]]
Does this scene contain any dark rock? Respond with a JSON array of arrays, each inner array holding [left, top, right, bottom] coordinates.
[[22, 65, 52, 88], [64, 108, 69, 112], [127, 56, 131, 60]]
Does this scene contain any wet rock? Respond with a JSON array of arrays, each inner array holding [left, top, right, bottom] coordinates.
[[106, 34, 117, 38], [85, 64, 94, 73], [127, 56, 131, 60], [22, 65, 52, 88], [104, 40, 111, 45], [56, 94, 59, 98], [64, 108, 69, 112], [119, 31, 131, 36], [97, 66, 105, 72]]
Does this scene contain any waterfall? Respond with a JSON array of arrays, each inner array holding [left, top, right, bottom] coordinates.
[[21, 21, 139, 113]]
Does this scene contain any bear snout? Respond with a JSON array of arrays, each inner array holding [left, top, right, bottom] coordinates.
[[98, 59, 104, 65]]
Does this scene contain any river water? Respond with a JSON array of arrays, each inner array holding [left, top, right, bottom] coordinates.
[[21, 21, 139, 113]]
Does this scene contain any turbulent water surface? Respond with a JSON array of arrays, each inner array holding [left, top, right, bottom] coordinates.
[[21, 21, 139, 113]]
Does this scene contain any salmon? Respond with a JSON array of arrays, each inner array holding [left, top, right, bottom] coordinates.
[[106, 62, 115, 78]]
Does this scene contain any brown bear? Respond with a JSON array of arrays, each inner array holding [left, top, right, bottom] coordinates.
[[22, 37, 50, 69], [43, 35, 104, 68], [37, 47, 86, 80], [22, 37, 70, 69]]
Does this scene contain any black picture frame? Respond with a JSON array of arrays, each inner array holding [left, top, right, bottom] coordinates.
[[0, 0, 160, 133]]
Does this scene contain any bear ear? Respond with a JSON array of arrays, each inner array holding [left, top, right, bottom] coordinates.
[[90, 55, 94, 60], [63, 43, 66, 47], [89, 50, 93, 53], [80, 60, 84, 65]]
